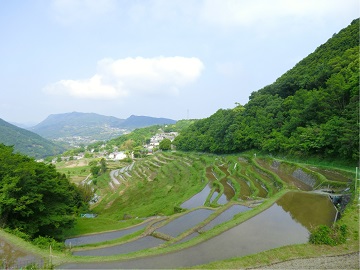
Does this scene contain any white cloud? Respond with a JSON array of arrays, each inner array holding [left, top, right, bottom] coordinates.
[[51, 0, 116, 25], [44, 56, 204, 100], [44, 74, 125, 100]]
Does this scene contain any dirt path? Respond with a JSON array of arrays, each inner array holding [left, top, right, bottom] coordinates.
[[250, 252, 359, 269]]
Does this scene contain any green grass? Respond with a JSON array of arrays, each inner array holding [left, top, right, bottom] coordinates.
[[63, 217, 143, 238], [92, 155, 208, 220]]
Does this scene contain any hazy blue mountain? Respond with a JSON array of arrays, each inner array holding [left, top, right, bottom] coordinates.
[[30, 112, 125, 140], [29, 112, 176, 141], [122, 115, 177, 128], [0, 118, 65, 158]]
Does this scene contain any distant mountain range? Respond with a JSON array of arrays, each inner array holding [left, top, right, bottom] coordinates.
[[0, 118, 64, 158], [0, 112, 177, 158], [28, 112, 176, 142]]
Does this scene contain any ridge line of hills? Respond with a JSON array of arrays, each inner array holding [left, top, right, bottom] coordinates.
[[0, 113, 177, 158], [28, 112, 176, 139]]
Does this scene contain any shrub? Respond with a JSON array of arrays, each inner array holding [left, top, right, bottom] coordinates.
[[4, 228, 30, 241], [32, 236, 65, 251], [309, 224, 347, 246]]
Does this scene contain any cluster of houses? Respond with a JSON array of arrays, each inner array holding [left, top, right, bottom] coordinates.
[[107, 131, 179, 159], [145, 132, 178, 150], [51, 131, 179, 163]]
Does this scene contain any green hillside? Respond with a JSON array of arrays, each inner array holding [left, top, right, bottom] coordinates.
[[174, 19, 359, 162], [0, 118, 64, 158]]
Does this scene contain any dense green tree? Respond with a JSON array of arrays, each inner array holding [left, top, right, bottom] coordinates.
[[0, 144, 85, 239], [90, 165, 100, 177], [159, 138, 172, 151], [100, 158, 107, 173]]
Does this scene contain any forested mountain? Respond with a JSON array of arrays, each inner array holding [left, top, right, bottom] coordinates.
[[30, 112, 176, 140], [0, 118, 64, 158], [174, 19, 359, 162]]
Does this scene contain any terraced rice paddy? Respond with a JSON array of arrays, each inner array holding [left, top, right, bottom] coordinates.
[[60, 152, 353, 268]]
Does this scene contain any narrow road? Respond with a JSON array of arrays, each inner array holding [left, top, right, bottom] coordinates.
[[109, 169, 121, 186]]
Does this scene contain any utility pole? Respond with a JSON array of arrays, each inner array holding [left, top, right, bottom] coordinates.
[[356, 167, 359, 205]]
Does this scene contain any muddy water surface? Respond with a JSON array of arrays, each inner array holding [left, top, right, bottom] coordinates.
[[221, 178, 235, 201], [236, 177, 252, 199], [277, 191, 337, 228]]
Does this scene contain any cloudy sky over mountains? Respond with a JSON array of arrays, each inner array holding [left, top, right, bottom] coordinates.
[[1, 0, 358, 124]]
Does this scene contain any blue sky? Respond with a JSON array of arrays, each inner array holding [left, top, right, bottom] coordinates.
[[1, 0, 358, 125]]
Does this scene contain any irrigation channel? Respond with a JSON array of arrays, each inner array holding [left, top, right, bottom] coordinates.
[[59, 191, 338, 269]]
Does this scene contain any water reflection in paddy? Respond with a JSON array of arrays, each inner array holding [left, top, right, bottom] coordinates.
[[210, 191, 227, 205], [202, 204, 250, 231], [277, 191, 337, 228], [181, 184, 211, 209], [61, 192, 337, 269], [73, 236, 165, 256], [156, 209, 214, 237], [65, 221, 150, 246], [174, 232, 199, 245]]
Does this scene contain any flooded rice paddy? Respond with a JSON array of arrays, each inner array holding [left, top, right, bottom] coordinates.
[[72, 236, 165, 257], [181, 184, 212, 209], [202, 204, 250, 231], [156, 209, 214, 237], [61, 192, 337, 269], [65, 221, 150, 247]]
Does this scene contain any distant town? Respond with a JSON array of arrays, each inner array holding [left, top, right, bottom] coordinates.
[[50, 131, 178, 163]]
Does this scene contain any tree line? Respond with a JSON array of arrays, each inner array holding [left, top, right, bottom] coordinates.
[[174, 19, 359, 162]]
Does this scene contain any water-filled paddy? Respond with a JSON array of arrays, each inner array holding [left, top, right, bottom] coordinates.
[[65, 221, 150, 246], [202, 204, 250, 231], [181, 184, 212, 209], [156, 208, 214, 237], [60, 192, 336, 269], [73, 236, 165, 256], [236, 177, 252, 199], [277, 191, 337, 228], [254, 178, 268, 197], [210, 191, 228, 204]]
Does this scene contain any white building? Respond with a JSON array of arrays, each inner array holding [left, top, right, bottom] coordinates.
[[108, 151, 127, 160]]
